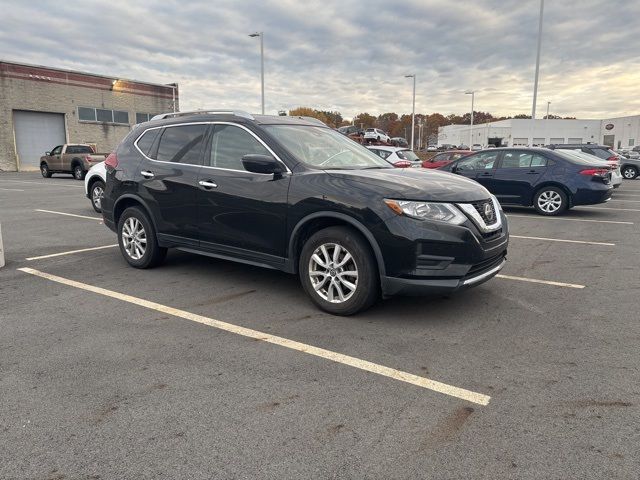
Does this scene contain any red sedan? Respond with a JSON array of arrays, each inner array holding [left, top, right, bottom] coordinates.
[[422, 150, 472, 169]]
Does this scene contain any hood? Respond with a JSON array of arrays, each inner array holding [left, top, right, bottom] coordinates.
[[327, 168, 491, 202]]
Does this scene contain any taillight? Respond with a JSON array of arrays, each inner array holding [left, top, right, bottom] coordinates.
[[607, 155, 618, 161], [579, 168, 609, 176], [105, 152, 118, 169], [393, 160, 412, 168]]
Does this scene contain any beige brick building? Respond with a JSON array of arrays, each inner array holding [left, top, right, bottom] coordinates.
[[0, 60, 178, 171]]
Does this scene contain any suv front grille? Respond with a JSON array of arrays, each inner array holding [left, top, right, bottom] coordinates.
[[471, 200, 498, 225]]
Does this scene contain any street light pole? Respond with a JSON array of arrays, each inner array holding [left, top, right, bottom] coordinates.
[[465, 90, 474, 146], [531, 0, 544, 119], [249, 32, 265, 114], [546, 101, 551, 119], [405, 74, 416, 150]]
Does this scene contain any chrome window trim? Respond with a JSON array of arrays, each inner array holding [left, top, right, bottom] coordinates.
[[133, 121, 292, 174], [456, 196, 502, 233]]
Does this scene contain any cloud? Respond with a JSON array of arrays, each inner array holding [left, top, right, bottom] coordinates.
[[0, 0, 638, 119]]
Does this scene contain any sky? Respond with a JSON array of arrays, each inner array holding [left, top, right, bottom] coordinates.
[[1, 0, 639, 120]]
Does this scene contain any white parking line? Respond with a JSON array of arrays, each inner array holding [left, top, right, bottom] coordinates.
[[610, 199, 640, 203], [0, 180, 83, 188], [577, 206, 640, 212], [615, 193, 640, 197], [26, 244, 118, 261], [510, 235, 614, 246], [18, 267, 491, 406], [0, 188, 25, 191], [497, 274, 585, 289], [35, 209, 102, 221], [506, 214, 633, 225]]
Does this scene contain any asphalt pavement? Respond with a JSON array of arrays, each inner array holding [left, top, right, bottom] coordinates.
[[1, 172, 639, 479]]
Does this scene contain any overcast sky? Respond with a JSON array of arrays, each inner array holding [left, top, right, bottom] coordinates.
[[1, 0, 639, 119]]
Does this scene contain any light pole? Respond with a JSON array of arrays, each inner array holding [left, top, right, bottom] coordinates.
[[531, 0, 544, 119], [465, 90, 474, 146], [249, 32, 265, 114], [405, 74, 416, 150], [546, 101, 551, 119], [166, 83, 178, 112]]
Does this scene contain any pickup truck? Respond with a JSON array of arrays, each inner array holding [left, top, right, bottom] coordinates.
[[40, 144, 108, 180]]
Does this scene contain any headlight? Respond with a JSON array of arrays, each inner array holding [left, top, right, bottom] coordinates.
[[384, 199, 467, 225]]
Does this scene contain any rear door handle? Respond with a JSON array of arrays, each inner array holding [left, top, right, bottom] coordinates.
[[199, 180, 218, 189], [479, 172, 493, 177], [527, 170, 540, 175], [140, 170, 154, 178]]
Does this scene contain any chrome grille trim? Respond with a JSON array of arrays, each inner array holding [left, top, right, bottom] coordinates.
[[457, 196, 502, 233]]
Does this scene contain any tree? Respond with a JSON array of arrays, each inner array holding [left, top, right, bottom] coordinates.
[[352, 112, 377, 129], [288, 107, 330, 125]]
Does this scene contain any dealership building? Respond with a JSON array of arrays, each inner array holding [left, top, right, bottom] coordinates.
[[0, 60, 178, 171], [438, 116, 640, 150]]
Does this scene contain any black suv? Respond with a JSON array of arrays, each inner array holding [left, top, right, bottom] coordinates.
[[101, 111, 508, 315]]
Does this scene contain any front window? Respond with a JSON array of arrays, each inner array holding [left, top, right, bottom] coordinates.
[[264, 125, 391, 169], [456, 151, 498, 170]]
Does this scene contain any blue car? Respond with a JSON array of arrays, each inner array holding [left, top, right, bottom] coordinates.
[[440, 148, 614, 215]]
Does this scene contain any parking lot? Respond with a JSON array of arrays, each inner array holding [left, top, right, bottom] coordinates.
[[1, 172, 639, 479]]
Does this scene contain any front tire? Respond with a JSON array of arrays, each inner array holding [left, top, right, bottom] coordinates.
[[533, 186, 568, 216], [90, 180, 105, 213], [41, 163, 51, 178], [117, 206, 167, 268], [73, 164, 86, 180], [299, 226, 379, 315], [622, 166, 638, 179]]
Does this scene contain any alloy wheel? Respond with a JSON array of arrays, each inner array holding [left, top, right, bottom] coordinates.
[[92, 185, 104, 210], [121, 217, 147, 260], [537, 190, 562, 213], [308, 243, 358, 303], [623, 167, 637, 179], [74, 167, 82, 179]]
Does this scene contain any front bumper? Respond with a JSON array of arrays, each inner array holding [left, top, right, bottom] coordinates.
[[382, 257, 506, 296]]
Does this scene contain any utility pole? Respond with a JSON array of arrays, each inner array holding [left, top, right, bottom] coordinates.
[[405, 74, 416, 150], [531, 0, 544, 119], [249, 32, 265, 114]]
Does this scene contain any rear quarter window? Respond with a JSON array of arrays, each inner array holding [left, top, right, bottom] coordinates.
[[136, 129, 161, 157]]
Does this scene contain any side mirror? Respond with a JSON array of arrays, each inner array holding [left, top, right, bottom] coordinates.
[[45, 151, 51, 156], [242, 154, 284, 175]]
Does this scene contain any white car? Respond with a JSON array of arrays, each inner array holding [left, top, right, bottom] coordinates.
[[363, 128, 390, 143], [559, 149, 622, 188], [426, 144, 437, 152], [84, 161, 106, 213], [471, 144, 483, 151], [366, 146, 422, 168]]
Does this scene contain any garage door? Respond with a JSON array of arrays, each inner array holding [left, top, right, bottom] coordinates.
[[13, 111, 66, 170]]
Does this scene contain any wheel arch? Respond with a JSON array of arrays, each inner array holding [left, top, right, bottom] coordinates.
[[113, 194, 158, 233], [288, 212, 386, 277]]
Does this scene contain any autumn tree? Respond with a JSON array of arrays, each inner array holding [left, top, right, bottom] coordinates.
[[352, 112, 377, 129], [288, 107, 330, 125]]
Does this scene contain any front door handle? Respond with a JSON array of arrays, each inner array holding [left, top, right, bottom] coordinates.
[[199, 180, 218, 189], [479, 172, 493, 177], [140, 170, 155, 178], [526, 170, 540, 175]]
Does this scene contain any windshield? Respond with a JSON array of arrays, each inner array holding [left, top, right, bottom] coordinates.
[[264, 125, 392, 169], [396, 150, 419, 161]]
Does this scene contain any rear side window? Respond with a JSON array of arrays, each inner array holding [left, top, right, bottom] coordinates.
[[588, 148, 610, 160], [69, 145, 93, 154], [208, 124, 269, 170], [136, 129, 161, 157], [500, 151, 548, 168], [156, 125, 208, 164]]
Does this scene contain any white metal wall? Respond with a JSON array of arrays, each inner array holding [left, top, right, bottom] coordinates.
[[12, 110, 66, 170]]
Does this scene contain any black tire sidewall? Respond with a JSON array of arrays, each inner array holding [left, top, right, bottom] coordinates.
[[117, 207, 164, 268], [299, 226, 378, 315], [90, 180, 105, 213], [73, 165, 84, 180], [41, 164, 50, 178], [534, 186, 568, 216]]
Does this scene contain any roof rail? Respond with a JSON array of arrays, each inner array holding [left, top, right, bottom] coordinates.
[[150, 110, 255, 121]]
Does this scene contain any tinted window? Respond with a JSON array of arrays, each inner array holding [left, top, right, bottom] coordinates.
[[156, 125, 207, 164], [51, 145, 63, 155], [449, 153, 466, 161], [589, 148, 610, 160], [136, 129, 161, 156], [457, 151, 498, 170], [209, 124, 269, 170], [500, 151, 547, 168], [431, 153, 446, 162], [113, 110, 129, 124], [397, 150, 419, 161], [67, 145, 93, 154], [78, 107, 96, 121]]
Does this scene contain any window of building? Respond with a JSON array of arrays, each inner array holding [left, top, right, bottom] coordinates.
[[629, 139, 635, 147], [136, 113, 153, 124], [78, 107, 130, 125], [156, 125, 208, 164], [78, 107, 96, 122]]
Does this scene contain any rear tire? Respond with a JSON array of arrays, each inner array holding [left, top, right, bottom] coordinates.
[[117, 206, 167, 268], [41, 163, 51, 178], [622, 166, 638, 179], [533, 186, 568, 216], [90, 180, 105, 213], [299, 226, 379, 315], [73, 164, 86, 180]]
